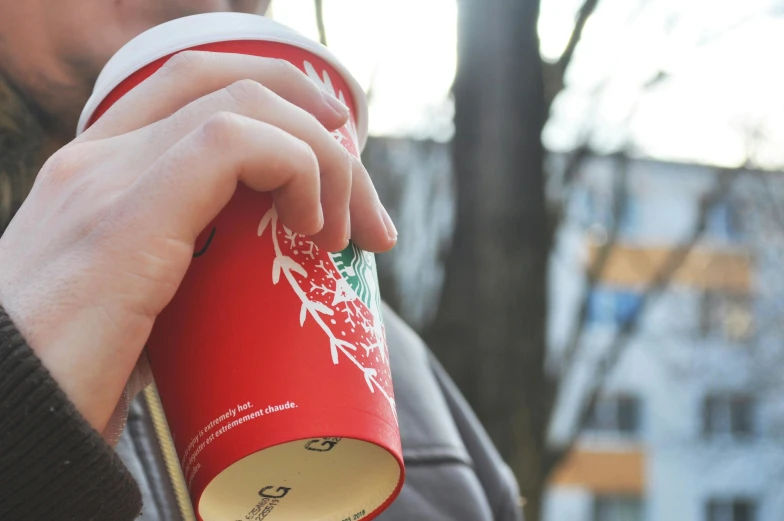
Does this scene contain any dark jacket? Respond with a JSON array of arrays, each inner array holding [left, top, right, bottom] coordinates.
[[1, 295, 522, 520], [116, 304, 524, 520]]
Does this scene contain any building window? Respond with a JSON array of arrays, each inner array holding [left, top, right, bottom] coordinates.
[[575, 187, 613, 231], [594, 495, 644, 521], [706, 498, 756, 521], [586, 395, 641, 436], [587, 288, 644, 327], [703, 394, 755, 439], [574, 188, 637, 237], [618, 194, 639, 238], [706, 198, 743, 242], [699, 292, 754, 343], [573, 188, 601, 229]]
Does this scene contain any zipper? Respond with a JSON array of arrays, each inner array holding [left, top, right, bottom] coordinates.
[[144, 385, 198, 521]]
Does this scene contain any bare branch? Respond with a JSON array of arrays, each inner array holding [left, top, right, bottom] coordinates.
[[544, 170, 735, 474], [557, 0, 600, 76], [314, 0, 328, 46], [758, 172, 784, 231], [546, 68, 664, 233], [554, 154, 629, 379], [547, 146, 591, 235], [543, 0, 600, 108], [546, 96, 656, 375], [561, 146, 592, 189]]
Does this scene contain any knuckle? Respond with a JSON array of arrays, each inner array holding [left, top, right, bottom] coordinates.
[[296, 139, 320, 177], [268, 58, 302, 79], [199, 111, 243, 147], [38, 146, 90, 185], [225, 78, 273, 107], [159, 50, 207, 77]]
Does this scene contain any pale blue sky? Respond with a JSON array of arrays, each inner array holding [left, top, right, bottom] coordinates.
[[271, 0, 457, 140], [272, 0, 784, 168]]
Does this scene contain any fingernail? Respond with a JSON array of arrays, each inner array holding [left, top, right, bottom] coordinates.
[[323, 91, 350, 118], [380, 206, 397, 239], [316, 205, 325, 232]]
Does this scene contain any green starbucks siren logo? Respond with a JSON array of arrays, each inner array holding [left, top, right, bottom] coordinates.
[[329, 242, 383, 321]]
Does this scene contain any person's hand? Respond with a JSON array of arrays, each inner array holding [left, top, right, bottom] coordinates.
[[0, 51, 397, 442]]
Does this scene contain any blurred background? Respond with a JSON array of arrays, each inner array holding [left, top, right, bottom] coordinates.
[[271, 1, 784, 520]]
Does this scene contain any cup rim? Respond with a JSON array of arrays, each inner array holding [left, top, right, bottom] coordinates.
[[76, 12, 369, 149]]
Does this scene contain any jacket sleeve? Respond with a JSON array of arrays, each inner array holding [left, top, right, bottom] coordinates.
[[0, 306, 142, 521], [377, 303, 524, 521], [428, 353, 525, 521]]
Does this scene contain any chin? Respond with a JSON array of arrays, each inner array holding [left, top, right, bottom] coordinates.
[[109, 0, 266, 54], [175, 0, 235, 14], [57, 0, 267, 102]]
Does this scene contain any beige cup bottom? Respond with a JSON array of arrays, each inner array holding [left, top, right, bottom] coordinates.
[[198, 438, 401, 521]]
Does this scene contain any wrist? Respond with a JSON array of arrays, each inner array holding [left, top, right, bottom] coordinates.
[[0, 282, 148, 432]]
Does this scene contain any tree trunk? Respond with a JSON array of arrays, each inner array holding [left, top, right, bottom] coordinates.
[[422, 0, 551, 518]]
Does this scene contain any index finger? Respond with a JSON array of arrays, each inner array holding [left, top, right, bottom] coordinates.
[[81, 51, 349, 141]]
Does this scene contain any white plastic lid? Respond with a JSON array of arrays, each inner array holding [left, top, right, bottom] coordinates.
[[76, 12, 368, 149]]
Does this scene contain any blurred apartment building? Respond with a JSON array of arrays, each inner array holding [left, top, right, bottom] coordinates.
[[544, 155, 784, 521]]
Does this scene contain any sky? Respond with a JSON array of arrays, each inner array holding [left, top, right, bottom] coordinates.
[[541, 0, 784, 168], [271, 0, 784, 169], [270, 0, 457, 141]]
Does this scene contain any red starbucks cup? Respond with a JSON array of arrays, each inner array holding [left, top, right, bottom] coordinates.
[[77, 13, 403, 521]]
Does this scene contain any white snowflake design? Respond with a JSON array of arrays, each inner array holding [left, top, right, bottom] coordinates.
[[304, 60, 360, 150], [257, 208, 397, 422]]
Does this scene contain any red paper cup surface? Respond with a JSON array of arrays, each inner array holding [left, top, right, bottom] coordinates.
[[78, 13, 403, 521]]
